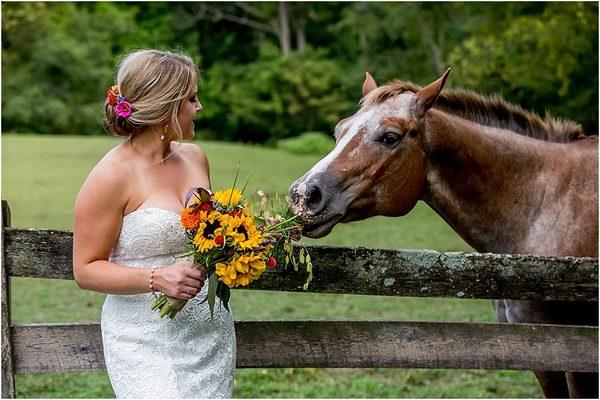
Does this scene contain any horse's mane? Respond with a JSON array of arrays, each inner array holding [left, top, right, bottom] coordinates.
[[363, 81, 585, 143]]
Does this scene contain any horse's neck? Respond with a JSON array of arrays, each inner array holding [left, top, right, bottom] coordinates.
[[420, 109, 564, 255]]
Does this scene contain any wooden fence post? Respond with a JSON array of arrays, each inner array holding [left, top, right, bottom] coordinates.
[[2, 200, 16, 398]]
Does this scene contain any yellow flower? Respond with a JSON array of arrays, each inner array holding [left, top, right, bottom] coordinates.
[[215, 262, 235, 287], [193, 227, 217, 253], [192, 210, 225, 253], [214, 188, 243, 207], [223, 214, 264, 250], [201, 209, 222, 224], [237, 252, 266, 283], [240, 252, 266, 270], [215, 252, 268, 288]]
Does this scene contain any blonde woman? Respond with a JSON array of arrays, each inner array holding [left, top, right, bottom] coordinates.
[[72, 50, 236, 398]]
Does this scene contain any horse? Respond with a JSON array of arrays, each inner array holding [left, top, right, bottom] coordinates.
[[288, 69, 598, 398]]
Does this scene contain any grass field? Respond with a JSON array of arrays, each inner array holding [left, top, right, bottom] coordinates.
[[2, 134, 541, 398]]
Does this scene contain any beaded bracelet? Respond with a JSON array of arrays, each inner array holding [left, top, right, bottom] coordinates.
[[149, 267, 159, 299]]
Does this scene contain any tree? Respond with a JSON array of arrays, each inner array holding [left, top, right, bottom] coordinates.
[[2, 2, 597, 139], [449, 2, 598, 132], [198, 45, 354, 143], [2, 2, 142, 134]]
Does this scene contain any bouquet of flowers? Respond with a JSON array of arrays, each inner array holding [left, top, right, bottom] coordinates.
[[151, 172, 312, 319]]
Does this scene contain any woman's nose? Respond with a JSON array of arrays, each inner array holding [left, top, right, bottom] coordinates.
[[197, 102, 203, 112]]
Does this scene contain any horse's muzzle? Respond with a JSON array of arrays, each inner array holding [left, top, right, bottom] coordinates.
[[289, 172, 347, 238]]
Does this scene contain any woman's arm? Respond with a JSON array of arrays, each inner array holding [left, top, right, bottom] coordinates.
[[72, 161, 204, 298]]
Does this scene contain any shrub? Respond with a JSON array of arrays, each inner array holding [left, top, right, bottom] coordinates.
[[276, 131, 335, 156], [198, 44, 355, 143]]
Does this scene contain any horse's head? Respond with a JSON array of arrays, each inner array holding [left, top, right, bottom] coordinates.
[[289, 69, 451, 238]]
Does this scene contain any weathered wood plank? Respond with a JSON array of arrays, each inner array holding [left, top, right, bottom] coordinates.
[[4, 228, 598, 301], [12, 321, 598, 373], [12, 323, 105, 374], [5, 228, 73, 280], [236, 321, 598, 371], [1, 201, 15, 398], [250, 245, 598, 301]]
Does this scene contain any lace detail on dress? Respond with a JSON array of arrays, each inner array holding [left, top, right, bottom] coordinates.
[[101, 208, 236, 399], [109, 208, 187, 261]]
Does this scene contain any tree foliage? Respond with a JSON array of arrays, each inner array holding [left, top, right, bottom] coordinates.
[[200, 44, 353, 143], [2, 2, 597, 140], [449, 2, 598, 131]]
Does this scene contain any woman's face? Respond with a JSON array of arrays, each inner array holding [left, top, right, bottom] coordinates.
[[177, 88, 202, 140]]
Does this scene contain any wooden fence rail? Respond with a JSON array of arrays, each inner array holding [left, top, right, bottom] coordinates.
[[4, 227, 598, 301], [2, 200, 598, 398], [10, 321, 598, 374]]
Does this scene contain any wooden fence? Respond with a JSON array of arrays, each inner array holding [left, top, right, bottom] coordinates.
[[2, 200, 598, 398]]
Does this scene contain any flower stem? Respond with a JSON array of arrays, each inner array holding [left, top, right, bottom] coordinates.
[[174, 251, 195, 259], [228, 163, 240, 205], [271, 214, 300, 229]]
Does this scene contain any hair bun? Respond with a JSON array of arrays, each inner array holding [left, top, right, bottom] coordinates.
[[102, 49, 199, 139]]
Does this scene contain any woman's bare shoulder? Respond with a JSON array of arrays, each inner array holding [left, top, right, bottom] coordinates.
[[179, 142, 207, 158], [75, 145, 134, 214], [100, 142, 136, 168], [178, 142, 209, 168], [176, 142, 211, 189], [92, 146, 134, 185]]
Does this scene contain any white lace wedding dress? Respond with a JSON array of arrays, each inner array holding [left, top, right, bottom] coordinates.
[[100, 207, 236, 399]]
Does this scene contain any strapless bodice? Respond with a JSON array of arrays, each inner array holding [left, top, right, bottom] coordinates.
[[109, 207, 188, 263]]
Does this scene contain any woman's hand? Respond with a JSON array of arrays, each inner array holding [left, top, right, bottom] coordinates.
[[153, 261, 207, 300]]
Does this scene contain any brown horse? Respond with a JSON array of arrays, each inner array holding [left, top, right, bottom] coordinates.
[[288, 69, 598, 398]]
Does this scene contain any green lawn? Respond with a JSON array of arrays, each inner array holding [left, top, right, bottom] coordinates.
[[2, 134, 541, 398]]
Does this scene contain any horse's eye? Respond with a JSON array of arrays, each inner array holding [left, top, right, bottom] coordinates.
[[378, 132, 401, 147]]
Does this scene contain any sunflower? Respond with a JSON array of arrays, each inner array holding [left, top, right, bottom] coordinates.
[[192, 210, 225, 252], [215, 252, 267, 288], [238, 252, 267, 284], [215, 259, 239, 287], [222, 214, 263, 250], [219, 209, 246, 226], [213, 188, 243, 207], [241, 252, 266, 273]]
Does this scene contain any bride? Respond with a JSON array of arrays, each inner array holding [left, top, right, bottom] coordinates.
[[72, 49, 236, 398]]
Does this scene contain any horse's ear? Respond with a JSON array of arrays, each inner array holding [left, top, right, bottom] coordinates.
[[362, 72, 377, 96], [416, 67, 451, 114]]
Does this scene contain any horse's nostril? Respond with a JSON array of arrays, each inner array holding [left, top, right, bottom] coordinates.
[[307, 184, 323, 211], [289, 178, 328, 215]]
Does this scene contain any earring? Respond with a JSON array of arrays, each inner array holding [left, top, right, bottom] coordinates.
[[161, 124, 168, 141]]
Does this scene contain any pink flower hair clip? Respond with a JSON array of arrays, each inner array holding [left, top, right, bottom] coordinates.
[[115, 97, 132, 118]]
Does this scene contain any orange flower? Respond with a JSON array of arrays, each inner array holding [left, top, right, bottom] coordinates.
[[180, 207, 202, 231], [107, 85, 120, 106]]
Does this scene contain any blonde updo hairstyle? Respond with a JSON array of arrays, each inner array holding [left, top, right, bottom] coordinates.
[[103, 49, 199, 139]]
